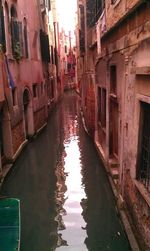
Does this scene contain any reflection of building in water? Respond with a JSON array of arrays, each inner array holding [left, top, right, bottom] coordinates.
[[55, 148, 68, 248], [48, 104, 68, 250], [63, 93, 80, 142], [49, 147, 68, 250]]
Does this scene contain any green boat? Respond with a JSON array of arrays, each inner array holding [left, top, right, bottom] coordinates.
[[0, 198, 20, 251]]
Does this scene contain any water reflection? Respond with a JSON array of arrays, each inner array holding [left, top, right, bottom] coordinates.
[[1, 91, 131, 251], [55, 95, 88, 250]]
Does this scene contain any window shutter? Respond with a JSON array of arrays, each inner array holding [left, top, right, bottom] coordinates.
[[48, 0, 51, 11], [0, 6, 6, 52], [13, 21, 19, 42], [40, 29, 50, 63], [23, 25, 29, 58], [18, 22, 23, 57], [11, 20, 19, 54]]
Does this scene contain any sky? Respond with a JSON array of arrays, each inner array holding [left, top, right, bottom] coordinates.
[[56, 0, 77, 32]]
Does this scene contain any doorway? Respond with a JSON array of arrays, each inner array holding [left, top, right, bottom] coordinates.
[[109, 97, 119, 159]]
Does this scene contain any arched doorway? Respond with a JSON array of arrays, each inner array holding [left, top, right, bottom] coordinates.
[[23, 89, 34, 138]]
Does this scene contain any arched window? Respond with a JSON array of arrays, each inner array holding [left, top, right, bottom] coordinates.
[[10, 4, 17, 19], [10, 4, 22, 60], [0, 1, 6, 52], [32, 83, 38, 98], [4, 2, 11, 54], [23, 18, 28, 58], [11, 4, 18, 55]]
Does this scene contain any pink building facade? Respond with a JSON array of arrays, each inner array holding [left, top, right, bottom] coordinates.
[[0, 0, 62, 176]]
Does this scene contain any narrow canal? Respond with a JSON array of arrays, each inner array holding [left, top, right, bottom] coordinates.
[[1, 91, 131, 251]]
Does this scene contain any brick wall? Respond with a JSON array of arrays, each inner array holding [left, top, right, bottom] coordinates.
[[12, 120, 25, 154], [86, 82, 95, 137], [34, 106, 47, 132], [124, 171, 150, 248], [106, 0, 140, 31], [102, 2, 150, 51]]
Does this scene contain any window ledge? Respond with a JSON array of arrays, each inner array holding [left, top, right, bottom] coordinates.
[[134, 180, 150, 208], [135, 66, 150, 75]]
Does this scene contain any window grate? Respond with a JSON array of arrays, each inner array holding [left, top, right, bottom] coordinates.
[[138, 102, 150, 191]]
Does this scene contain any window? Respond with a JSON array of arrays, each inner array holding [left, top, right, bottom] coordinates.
[[45, 0, 51, 11], [98, 87, 106, 128], [51, 45, 54, 64], [40, 29, 50, 62], [110, 65, 117, 94], [23, 18, 28, 58], [23, 89, 30, 106], [109, 96, 118, 158], [11, 5, 23, 59], [109, 65, 118, 158], [4, 2, 10, 54], [32, 84, 38, 98], [86, 0, 105, 27], [137, 102, 150, 191], [65, 45, 67, 54], [79, 5, 85, 53], [12, 87, 18, 106], [48, 0, 51, 11], [0, 3, 6, 52]]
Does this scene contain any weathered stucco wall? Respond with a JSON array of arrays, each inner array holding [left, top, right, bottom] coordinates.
[[94, 1, 150, 247], [12, 121, 25, 155], [122, 38, 150, 248], [83, 72, 95, 137], [34, 107, 47, 132], [95, 52, 125, 165], [105, 0, 140, 31]]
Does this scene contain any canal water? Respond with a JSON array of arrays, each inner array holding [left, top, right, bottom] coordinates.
[[1, 91, 131, 251]]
